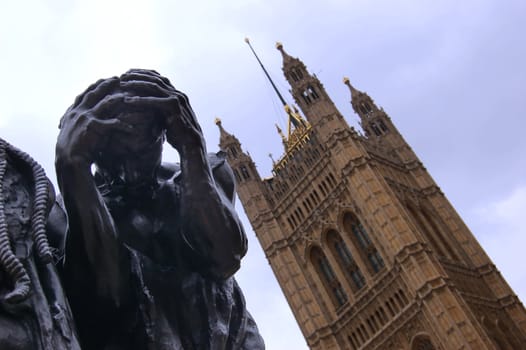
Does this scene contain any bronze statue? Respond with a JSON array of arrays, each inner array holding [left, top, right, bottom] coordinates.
[[0, 137, 80, 349], [55, 69, 264, 349]]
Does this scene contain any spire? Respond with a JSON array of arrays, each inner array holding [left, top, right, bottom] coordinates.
[[215, 117, 237, 145], [244, 38, 311, 155], [276, 41, 294, 64], [276, 123, 288, 149], [343, 76, 361, 100], [269, 153, 276, 167], [342, 78, 390, 138], [275, 41, 308, 75], [342, 77, 376, 117]]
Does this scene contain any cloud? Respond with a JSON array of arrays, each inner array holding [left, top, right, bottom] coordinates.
[[1, 1, 525, 348]]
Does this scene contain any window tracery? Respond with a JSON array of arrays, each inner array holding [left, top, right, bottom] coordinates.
[[343, 212, 385, 274], [311, 246, 348, 307], [326, 230, 366, 291]]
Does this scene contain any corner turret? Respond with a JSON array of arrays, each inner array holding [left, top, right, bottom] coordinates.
[[343, 77, 389, 138]]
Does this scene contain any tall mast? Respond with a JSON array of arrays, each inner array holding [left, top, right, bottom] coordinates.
[[245, 38, 287, 107]]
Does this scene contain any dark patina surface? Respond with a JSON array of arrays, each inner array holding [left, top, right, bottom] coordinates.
[[0, 70, 264, 350]]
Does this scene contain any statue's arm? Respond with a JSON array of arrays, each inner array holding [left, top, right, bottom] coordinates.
[[55, 151, 124, 304], [164, 94, 247, 279], [177, 143, 248, 280], [55, 77, 130, 304]]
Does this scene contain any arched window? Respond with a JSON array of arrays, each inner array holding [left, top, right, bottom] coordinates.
[[302, 90, 312, 105], [294, 67, 304, 79], [482, 317, 518, 349], [240, 165, 250, 180], [406, 203, 448, 258], [290, 215, 297, 228], [313, 189, 321, 203], [305, 197, 313, 211], [378, 307, 388, 323], [233, 169, 241, 183], [420, 209, 461, 261], [389, 297, 399, 313], [318, 184, 327, 196], [348, 334, 358, 349], [302, 86, 320, 105], [328, 173, 337, 187], [327, 230, 366, 291], [378, 120, 389, 132], [321, 180, 329, 193], [385, 300, 395, 316], [411, 334, 435, 350], [370, 122, 382, 136], [367, 318, 376, 333], [308, 86, 319, 99], [290, 71, 299, 82], [362, 102, 372, 113], [496, 319, 521, 349], [360, 105, 368, 115], [343, 213, 385, 274], [310, 246, 348, 308]]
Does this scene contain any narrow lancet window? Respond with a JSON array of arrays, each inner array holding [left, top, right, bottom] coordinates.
[[370, 122, 382, 136], [308, 86, 319, 99], [240, 165, 250, 180], [344, 213, 385, 275], [290, 71, 299, 82], [360, 105, 368, 114], [233, 169, 241, 183], [295, 68, 304, 79], [302, 90, 312, 105], [378, 120, 389, 132], [311, 246, 348, 307], [327, 230, 366, 291]]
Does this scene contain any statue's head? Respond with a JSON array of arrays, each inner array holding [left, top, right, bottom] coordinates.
[[65, 69, 172, 187]]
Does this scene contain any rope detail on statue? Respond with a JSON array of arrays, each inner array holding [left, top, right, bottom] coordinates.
[[0, 138, 52, 303]]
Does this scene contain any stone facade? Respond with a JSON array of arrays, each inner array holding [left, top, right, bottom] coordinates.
[[217, 44, 526, 349]]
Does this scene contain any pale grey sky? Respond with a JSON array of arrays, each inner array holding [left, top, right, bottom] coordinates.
[[1, 1, 525, 349]]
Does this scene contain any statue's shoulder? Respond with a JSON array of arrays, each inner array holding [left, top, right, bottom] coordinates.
[[209, 151, 236, 201], [161, 151, 235, 200], [208, 150, 228, 169], [160, 151, 230, 179], [158, 162, 181, 180]]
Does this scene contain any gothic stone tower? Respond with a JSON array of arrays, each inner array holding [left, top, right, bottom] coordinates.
[[217, 43, 526, 349]]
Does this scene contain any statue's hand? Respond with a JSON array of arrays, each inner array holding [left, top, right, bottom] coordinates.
[[165, 91, 205, 154], [119, 70, 205, 154], [56, 77, 134, 165]]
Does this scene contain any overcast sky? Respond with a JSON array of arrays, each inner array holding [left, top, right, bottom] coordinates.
[[1, 1, 525, 349]]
